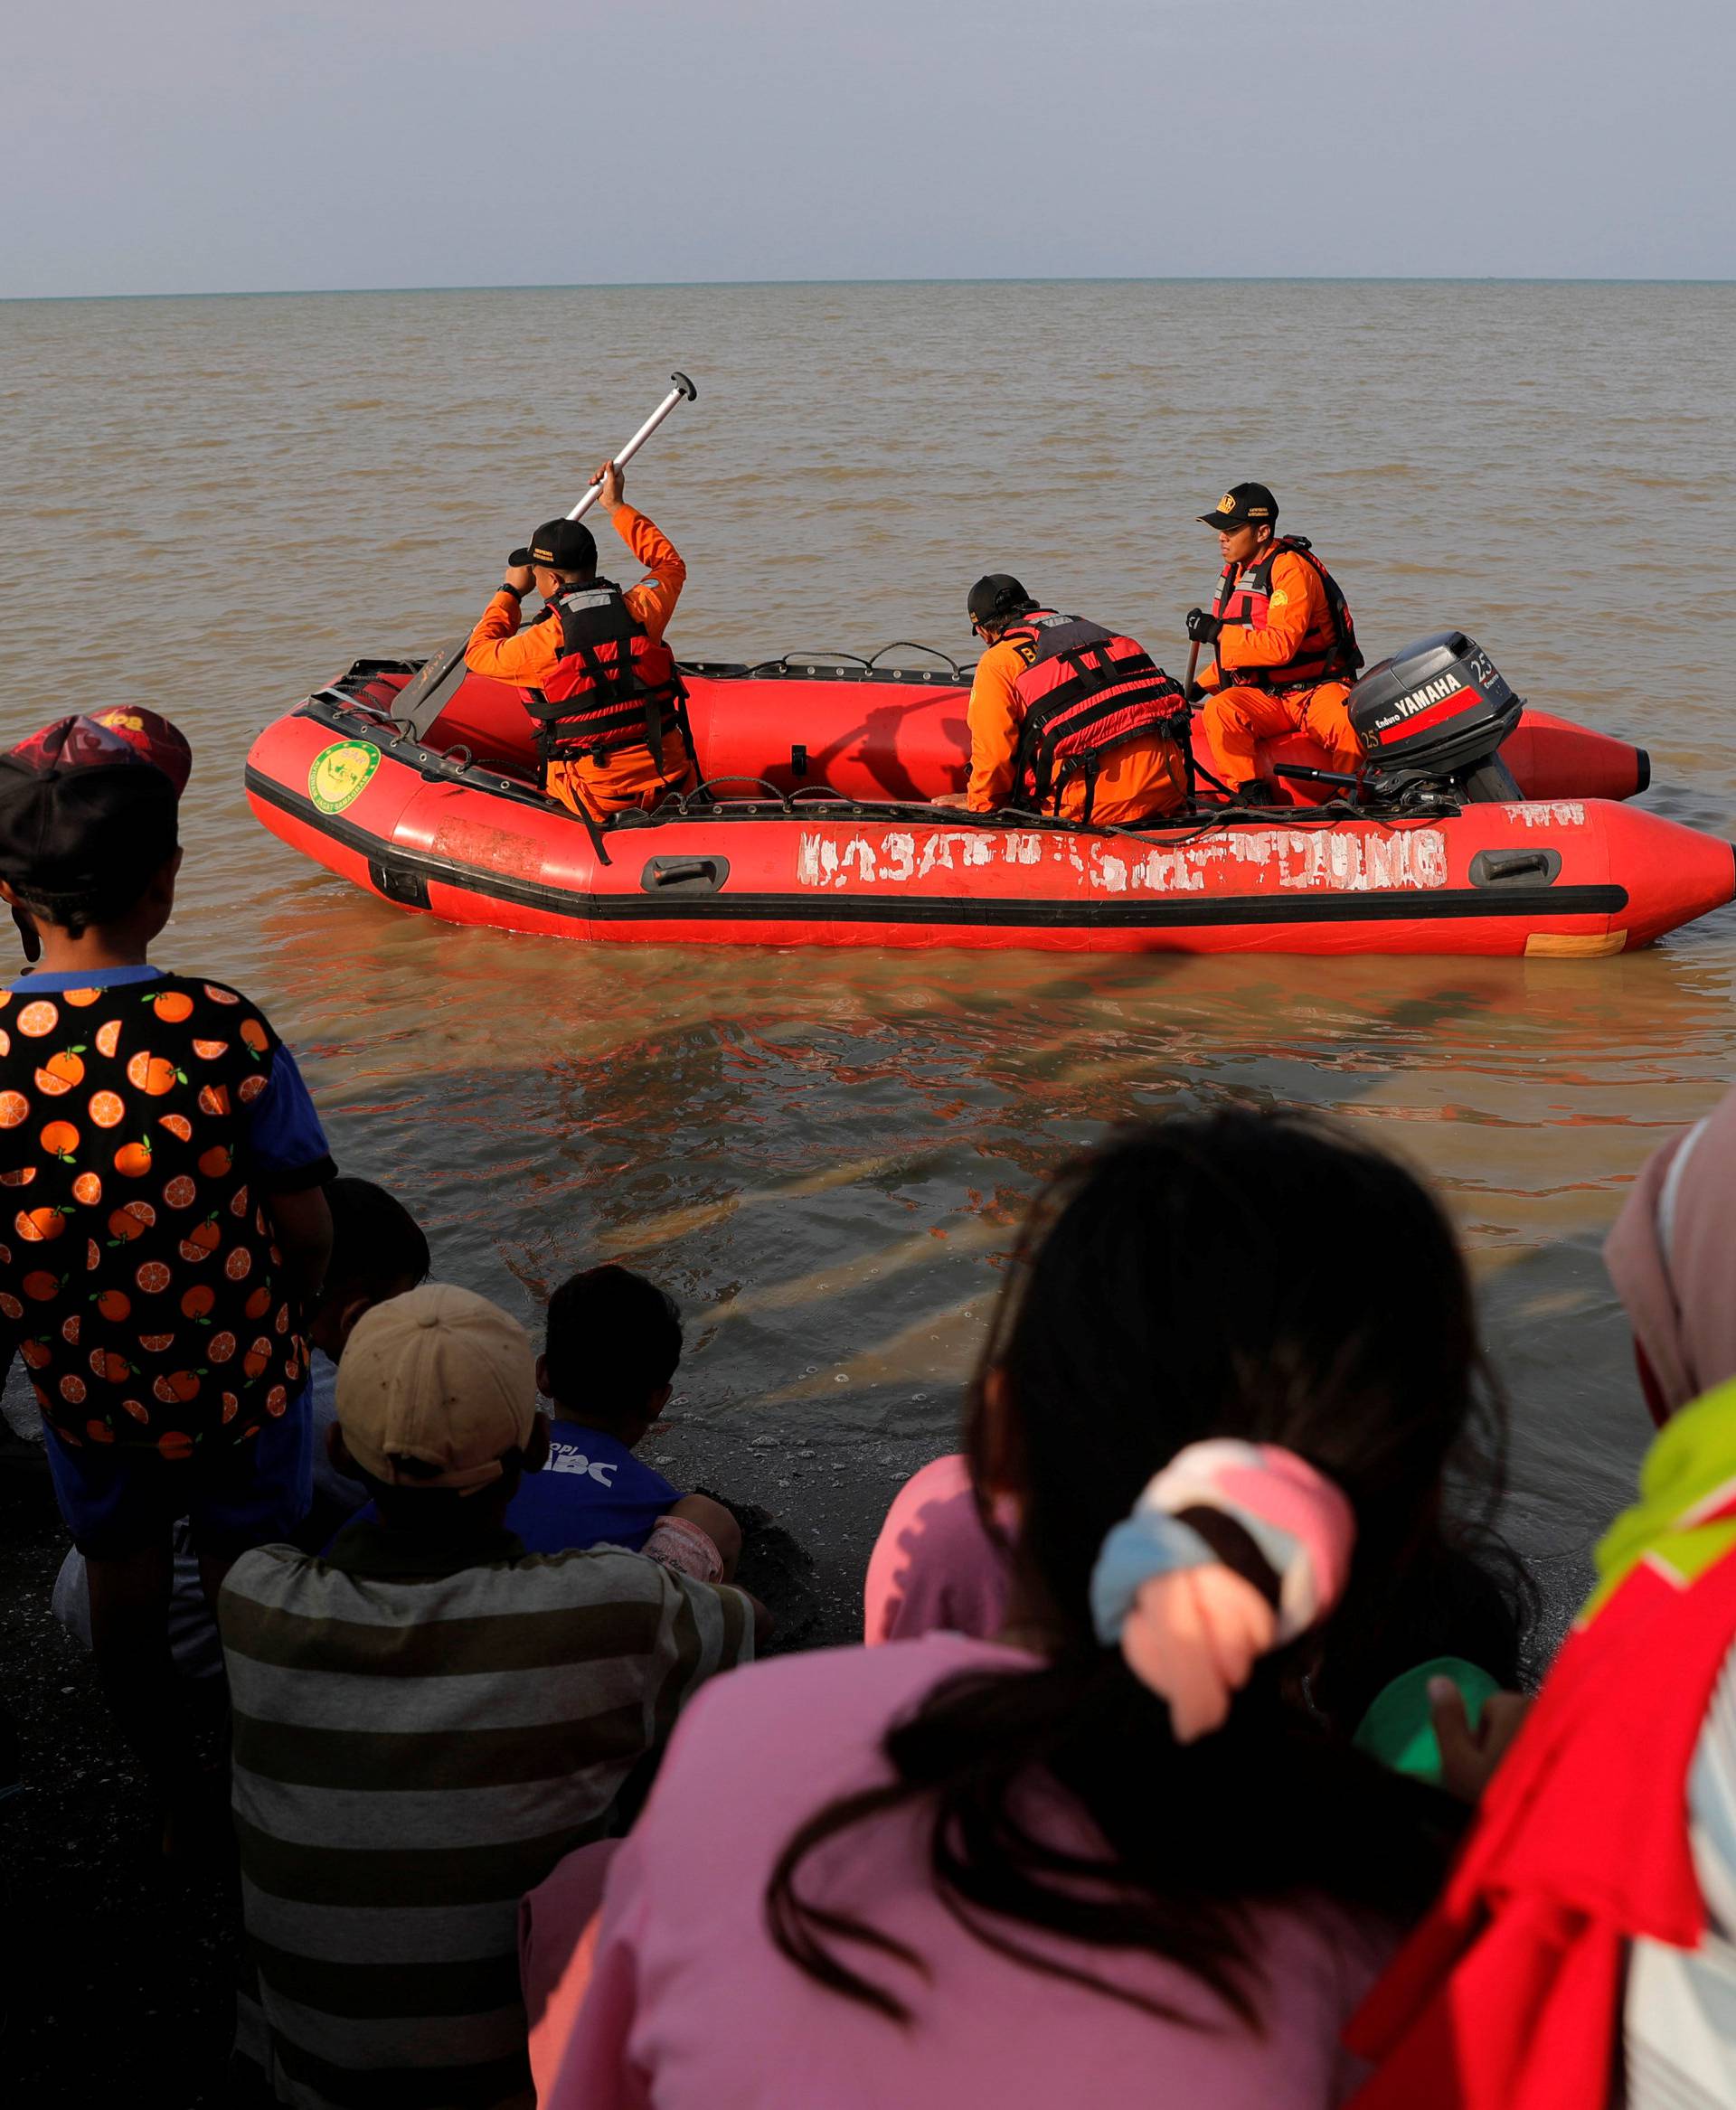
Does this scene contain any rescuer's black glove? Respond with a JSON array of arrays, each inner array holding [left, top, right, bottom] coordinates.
[[1184, 608, 1223, 645]]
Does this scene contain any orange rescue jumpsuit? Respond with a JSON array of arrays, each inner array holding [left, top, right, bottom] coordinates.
[[464, 504, 693, 821], [966, 636, 1187, 824], [1199, 546, 1362, 787]]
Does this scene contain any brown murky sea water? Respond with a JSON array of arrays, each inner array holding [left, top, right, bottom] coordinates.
[[4, 279, 1733, 1638]]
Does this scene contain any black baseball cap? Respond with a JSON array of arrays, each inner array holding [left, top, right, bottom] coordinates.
[[508, 519, 599, 572], [967, 574, 1035, 626], [0, 716, 180, 909], [1198, 482, 1278, 532]]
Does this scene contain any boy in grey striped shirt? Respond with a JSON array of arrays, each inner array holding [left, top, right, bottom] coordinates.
[[220, 1282, 754, 2110]]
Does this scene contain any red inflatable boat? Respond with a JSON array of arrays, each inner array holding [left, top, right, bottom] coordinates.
[[245, 636, 1731, 957]]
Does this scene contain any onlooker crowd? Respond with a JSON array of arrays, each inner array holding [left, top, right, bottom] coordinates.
[[5, 708, 1736, 2108]]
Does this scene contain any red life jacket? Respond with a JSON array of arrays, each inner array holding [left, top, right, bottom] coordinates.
[[1212, 537, 1363, 692], [1002, 610, 1187, 823], [524, 579, 693, 777]]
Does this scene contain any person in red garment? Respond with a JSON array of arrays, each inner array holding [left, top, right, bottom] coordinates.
[[463, 461, 694, 822], [1188, 484, 1365, 805], [1348, 1086, 1736, 2108]]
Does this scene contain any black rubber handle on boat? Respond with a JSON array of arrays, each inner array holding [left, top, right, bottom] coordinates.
[[1271, 762, 1361, 788], [672, 372, 697, 401]]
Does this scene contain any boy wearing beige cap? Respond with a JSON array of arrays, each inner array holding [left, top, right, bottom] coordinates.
[[218, 1283, 755, 2110]]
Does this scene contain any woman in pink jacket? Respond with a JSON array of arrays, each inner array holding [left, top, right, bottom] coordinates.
[[549, 1110, 1509, 2109]]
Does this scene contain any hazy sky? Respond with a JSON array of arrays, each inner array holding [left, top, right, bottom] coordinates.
[[4, 0, 1731, 298]]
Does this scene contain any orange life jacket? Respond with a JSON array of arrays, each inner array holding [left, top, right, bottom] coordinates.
[[1004, 610, 1187, 823], [1212, 538, 1364, 692], [523, 579, 693, 777]]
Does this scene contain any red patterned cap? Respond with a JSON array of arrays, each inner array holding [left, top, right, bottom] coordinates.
[[0, 713, 181, 900], [6, 709, 192, 795]]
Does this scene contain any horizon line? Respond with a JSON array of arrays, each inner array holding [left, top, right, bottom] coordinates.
[[4, 271, 1733, 305]]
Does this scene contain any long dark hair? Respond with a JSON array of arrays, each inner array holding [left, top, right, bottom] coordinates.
[[768, 1108, 1515, 2028]]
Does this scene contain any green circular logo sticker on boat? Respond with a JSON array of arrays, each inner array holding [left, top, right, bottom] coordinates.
[[308, 739, 381, 814]]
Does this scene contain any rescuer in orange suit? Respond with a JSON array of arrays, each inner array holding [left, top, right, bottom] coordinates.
[[1187, 484, 1365, 807], [464, 460, 694, 822], [933, 575, 1188, 825]]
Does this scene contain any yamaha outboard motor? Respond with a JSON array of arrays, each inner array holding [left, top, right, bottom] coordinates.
[[1347, 631, 1525, 802]]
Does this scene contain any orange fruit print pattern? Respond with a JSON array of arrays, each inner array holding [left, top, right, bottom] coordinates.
[[0, 974, 306, 1451]]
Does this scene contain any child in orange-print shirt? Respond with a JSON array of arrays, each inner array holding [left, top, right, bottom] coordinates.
[[0, 711, 334, 1852]]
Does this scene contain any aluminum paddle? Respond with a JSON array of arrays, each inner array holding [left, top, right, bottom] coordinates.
[[389, 373, 700, 730], [564, 372, 697, 522]]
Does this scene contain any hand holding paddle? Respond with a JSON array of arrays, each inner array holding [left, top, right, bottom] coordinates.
[[1184, 563, 1236, 702]]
